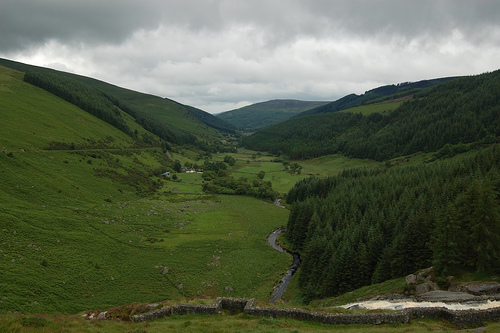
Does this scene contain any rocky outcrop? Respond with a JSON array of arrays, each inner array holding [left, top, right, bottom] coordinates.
[[418, 290, 476, 302], [404, 267, 439, 295], [449, 282, 500, 295], [404, 267, 500, 300]]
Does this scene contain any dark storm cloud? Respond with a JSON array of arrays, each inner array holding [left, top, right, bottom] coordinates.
[[5, 0, 498, 51], [0, 0, 163, 51]]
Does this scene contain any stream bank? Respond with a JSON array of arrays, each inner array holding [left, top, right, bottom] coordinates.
[[268, 228, 300, 303]]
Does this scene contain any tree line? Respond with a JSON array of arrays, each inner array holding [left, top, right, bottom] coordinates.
[[285, 145, 500, 303], [201, 158, 278, 201], [24, 71, 198, 146], [24, 71, 133, 136]]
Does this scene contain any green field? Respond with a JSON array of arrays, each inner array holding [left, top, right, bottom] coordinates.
[[340, 100, 403, 115], [0, 67, 134, 151], [226, 151, 381, 194], [0, 149, 290, 313]]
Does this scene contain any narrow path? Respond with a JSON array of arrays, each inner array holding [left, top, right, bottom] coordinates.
[[268, 228, 300, 303]]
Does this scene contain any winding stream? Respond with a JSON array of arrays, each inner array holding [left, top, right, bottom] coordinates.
[[268, 228, 301, 303]]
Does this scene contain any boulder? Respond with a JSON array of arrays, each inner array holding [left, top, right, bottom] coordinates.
[[419, 290, 476, 302], [415, 282, 433, 295], [405, 274, 417, 285], [404, 267, 439, 295], [449, 282, 500, 295]]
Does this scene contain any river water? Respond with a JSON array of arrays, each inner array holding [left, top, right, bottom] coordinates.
[[266, 229, 500, 310], [341, 299, 500, 311], [268, 228, 300, 303]]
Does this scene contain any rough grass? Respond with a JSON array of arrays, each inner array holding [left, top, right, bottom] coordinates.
[[0, 65, 134, 151], [299, 154, 380, 177], [340, 100, 403, 116], [0, 66, 291, 314], [0, 311, 484, 332], [0, 148, 290, 313], [226, 150, 382, 194], [309, 278, 407, 308]]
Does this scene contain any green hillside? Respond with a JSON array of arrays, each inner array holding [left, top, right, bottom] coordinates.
[[0, 66, 137, 151], [0, 64, 289, 314], [339, 98, 408, 116], [243, 70, 500, 160], [0, 58, 236, 145], [217, 99, 330, 132], [296, 77, 459, 118]]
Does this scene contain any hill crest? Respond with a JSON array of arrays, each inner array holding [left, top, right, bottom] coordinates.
[[217, 99, 330, 132]]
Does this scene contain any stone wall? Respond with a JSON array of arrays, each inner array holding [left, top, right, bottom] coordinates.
[[131, 297, 500, 327]]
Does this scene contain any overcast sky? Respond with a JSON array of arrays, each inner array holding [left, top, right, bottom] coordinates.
[[1, 0, 500, 113]]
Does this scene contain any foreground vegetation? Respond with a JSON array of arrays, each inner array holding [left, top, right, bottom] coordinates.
[[3, 311, 486, 333], [0, 147, 290, 313]]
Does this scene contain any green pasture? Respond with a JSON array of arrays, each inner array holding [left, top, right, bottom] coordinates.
[[340, 100, 403, 115], [0, 147, 290, 313], [160, 172, 205, 195], [299, 154, 380, 176], [227, 151, 382, 194]]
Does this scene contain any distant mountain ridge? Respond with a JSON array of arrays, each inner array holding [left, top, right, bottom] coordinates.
[[243, 70, 500, 160], [217, 78, 459, 133], [295, 77, 460, 118], [217, 99, 330, 132]]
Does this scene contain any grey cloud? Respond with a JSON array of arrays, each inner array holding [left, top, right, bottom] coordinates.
[[2, 0, 500, 52], [1, 0, 500, 113], [299, 0, 500, 39], [0, 0, 163, 52]]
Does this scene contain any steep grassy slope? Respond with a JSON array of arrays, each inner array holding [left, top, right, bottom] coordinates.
[[0, 58, 235, 143], [0, 65, 289, 314], [0, 66, 136, 150], [217, 99, 330, 131]]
